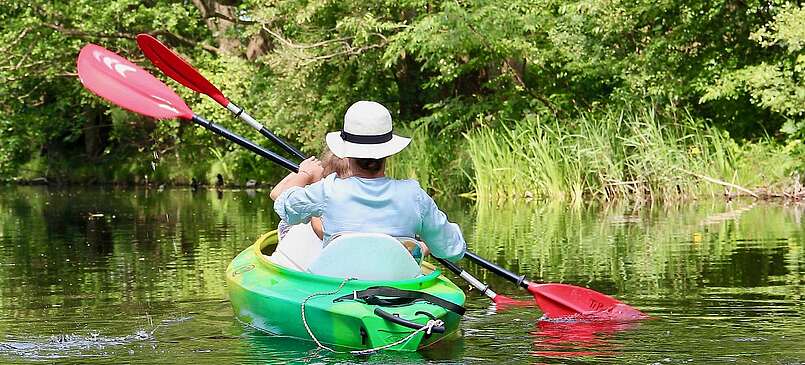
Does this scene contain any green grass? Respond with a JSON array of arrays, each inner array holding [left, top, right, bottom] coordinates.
[[386, 125, 469, 196], [465, 104, 797, 202]]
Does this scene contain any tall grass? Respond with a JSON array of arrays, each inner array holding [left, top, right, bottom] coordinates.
[[466, 105, 794, 202], [386, 125, 469, 195]]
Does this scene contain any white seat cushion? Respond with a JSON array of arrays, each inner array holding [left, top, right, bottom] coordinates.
[[269, 223, 323, 271], [307, 233, 421, 280]]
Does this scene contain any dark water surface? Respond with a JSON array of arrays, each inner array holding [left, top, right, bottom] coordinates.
[[0, 186, 802, 364]]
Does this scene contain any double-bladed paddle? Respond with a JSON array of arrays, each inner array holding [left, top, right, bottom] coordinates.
[[135, 34, 307, 161], [77, 42, 647, 321], [76, 44, 299, 173]]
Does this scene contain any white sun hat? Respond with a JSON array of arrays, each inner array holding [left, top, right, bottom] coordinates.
[[325, 101, 411, 159]]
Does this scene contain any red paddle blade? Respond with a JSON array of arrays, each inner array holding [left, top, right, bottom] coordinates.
[[136, 34, 229, 107], [492, 294, 535, 308], [528, 283, 648, 321], [77, 44, 193, 120]]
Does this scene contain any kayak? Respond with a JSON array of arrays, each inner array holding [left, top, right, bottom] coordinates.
[[225, 230, 466, 352]]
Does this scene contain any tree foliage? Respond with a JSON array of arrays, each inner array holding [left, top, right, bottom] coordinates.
[[0, 0, 802, 185]]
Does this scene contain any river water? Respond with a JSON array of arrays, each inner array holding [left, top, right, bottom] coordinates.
[[0, 186, 802, 364]]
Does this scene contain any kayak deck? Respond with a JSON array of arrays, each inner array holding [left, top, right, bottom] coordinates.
[[226, 231, 465, 352]]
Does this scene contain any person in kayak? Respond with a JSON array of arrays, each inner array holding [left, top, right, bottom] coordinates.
[[271, 100, 466, 262], [271, 149, 349, 240]]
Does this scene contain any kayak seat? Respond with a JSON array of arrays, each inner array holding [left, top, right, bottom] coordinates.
[[268, 223, 323, 271], [307, 233, 422, 281]]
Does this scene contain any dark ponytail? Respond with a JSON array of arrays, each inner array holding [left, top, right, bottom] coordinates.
[[354, 158, 385, 173]]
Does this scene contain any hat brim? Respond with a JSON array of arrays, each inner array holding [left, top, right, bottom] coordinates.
[[326, 132, 411, 159]]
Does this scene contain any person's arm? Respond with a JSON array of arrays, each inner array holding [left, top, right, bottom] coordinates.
[[417, 190, 466, 262], [270, 173, 299, 200], [311, 217, 324, 240], [271, 157, 324, 201], [273, 157, 327, 225]]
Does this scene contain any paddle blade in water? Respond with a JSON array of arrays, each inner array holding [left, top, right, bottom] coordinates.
[[77, 44, 193, 120], [136, 34, 229, 107], [528, 283, 648, 320], [492, 294, 534, 308]]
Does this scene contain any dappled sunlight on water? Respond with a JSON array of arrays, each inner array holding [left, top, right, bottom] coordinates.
[[0, 186, 803, 363]]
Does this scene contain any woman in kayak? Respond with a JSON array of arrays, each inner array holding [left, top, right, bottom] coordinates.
[[271, 100, 465, 262], [271, 149, 349, 240]]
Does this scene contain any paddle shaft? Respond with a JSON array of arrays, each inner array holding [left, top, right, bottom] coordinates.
[[135, 34, 306, 161], [464, 251, 529, 289], [224, 102, 307, 160], [434, 257, 498, 300], [191, 115, 299, 172]]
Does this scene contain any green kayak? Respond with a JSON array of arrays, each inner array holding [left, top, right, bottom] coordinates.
[[226, 231, 466, 352]]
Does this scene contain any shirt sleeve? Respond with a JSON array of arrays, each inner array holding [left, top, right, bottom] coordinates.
[[273, 179, 327, 225], [416, 188, 466, 262]]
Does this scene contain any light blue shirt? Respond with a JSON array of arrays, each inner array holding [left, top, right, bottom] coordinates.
[[274, 174, 466, 262]]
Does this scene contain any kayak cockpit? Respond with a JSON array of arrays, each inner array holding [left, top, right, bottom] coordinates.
[[261, 225, 435, 281]]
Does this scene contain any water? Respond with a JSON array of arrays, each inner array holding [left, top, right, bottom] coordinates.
[[0, 186, 802, 364]]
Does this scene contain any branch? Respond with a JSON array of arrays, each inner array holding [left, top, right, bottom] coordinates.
[[262, 25, 354, 50], [150, 30, 219, 54], [44, 23, 135, 40], [43, 23, 218, 55], [300, 42, 388, 65], [502, 59, 559, 115], [677, 168, 759, 198], [0, 28, 31, 54], [205, 11, 256, 25], [261, 25, 387, 65]]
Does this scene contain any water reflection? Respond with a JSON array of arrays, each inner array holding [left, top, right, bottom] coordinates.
[[531, 320, 639, 358], [0, 186, 803, 363]]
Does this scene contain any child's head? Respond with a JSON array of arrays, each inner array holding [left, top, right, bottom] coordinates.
[[320, 148, 350, 178]]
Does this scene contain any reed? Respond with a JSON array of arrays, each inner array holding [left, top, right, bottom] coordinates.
[[465, 104, 792, 202], [387, 125, 468, 195]]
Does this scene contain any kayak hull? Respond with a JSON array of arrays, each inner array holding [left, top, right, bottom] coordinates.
[[226, 231, 465, 352]]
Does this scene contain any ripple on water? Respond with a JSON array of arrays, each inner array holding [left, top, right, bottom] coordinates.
[[0, 330, 155, 361]]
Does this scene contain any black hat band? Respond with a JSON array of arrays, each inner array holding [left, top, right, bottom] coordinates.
[[340, 130, 393, 144]]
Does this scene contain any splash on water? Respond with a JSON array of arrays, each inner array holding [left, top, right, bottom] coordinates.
[[0, 329, 155, 360]]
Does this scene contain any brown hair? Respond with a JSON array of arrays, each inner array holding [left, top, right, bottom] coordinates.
[[320, 149, 350, 178], [353, 158, 385, 174]]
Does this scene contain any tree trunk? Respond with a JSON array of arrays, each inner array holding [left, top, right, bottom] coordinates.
[[191, 0, 241, 54], [82, 107, 109, 159]]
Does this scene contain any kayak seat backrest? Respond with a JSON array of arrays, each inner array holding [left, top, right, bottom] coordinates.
[[307, 233, 421, 281], [269, 223, 323, 271]]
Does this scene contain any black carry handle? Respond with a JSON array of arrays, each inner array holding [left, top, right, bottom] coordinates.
[[373, 308, 445, 334]]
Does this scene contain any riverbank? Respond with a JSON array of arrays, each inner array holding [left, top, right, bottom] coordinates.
[[4, 105, 803, 203]]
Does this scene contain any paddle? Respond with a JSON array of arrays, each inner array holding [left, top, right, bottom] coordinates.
[[78, 43, 645, 321], [433, 257, 530, 307], [76, 44, 299, 173], [135, 34, 307, 161], [463, 251, 648, 320]]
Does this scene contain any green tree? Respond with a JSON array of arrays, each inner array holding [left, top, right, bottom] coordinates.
[[701, 3, 805, 138]]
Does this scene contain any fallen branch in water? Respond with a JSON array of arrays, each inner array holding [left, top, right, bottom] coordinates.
[[677, 168, 759, 199]]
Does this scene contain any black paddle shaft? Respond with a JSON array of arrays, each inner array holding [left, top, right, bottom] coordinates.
[[434, 257, 462, 275], [192, 115, 300, 173], [464, 251, 529, 289], [258, 127, 307, 161]]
